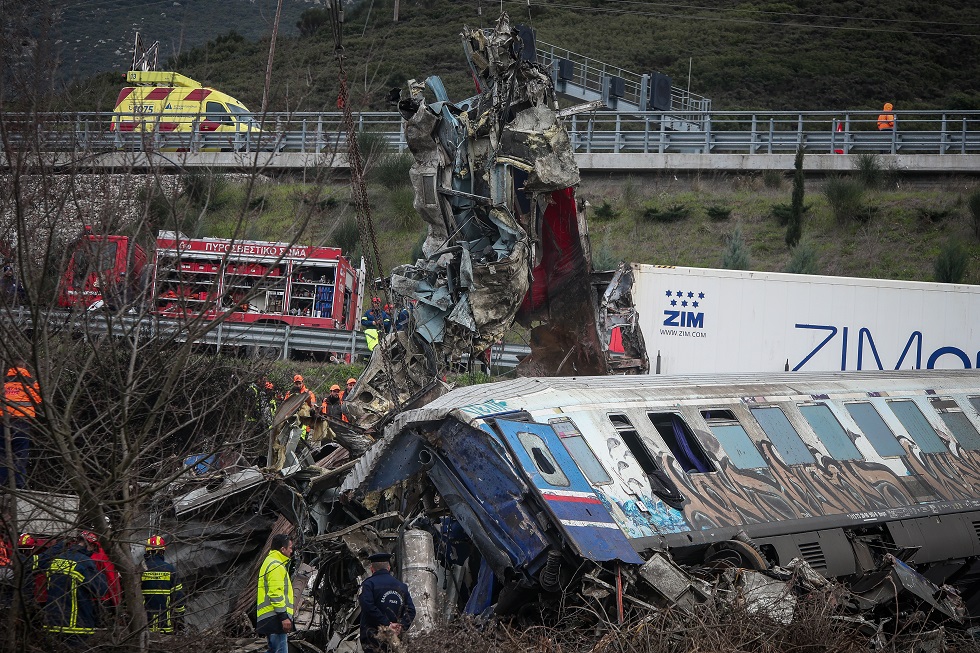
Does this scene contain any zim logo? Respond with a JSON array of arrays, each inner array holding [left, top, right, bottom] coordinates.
[[662, 289, 706, 329]]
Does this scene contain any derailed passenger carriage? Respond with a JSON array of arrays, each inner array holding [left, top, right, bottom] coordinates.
[[333, 369, 980, 624]]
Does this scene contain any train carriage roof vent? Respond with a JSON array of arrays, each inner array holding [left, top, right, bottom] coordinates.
[[798, 541, 827, 569]]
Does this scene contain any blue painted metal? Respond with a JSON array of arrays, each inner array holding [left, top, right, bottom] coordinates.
[[494, 419, 643, 564], [426, 420, 553, 579]]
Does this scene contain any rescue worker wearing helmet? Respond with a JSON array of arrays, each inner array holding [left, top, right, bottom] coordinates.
[[321, 384, 346, 421], [877, 102, 895, 131], [283, 375, 316, 409], [80, 530, 121, 622], [141, 535, 185, 634], [42, 532, 107, 645], [342, 378, 357, 402], [1, 359, 41, 489]]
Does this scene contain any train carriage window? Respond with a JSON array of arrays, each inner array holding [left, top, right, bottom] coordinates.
[[516, 431, 569, 487], [549, 418, 612, 484], [887, 400, 948, 453], [798, 404, 862, 460], [750, 407, 815, 465], [609, 414, 685, 508], [930, 397, 980, 451], [701, 410, 768, 469], [647, 413, 715, 473], [844, 402, 905, 457]]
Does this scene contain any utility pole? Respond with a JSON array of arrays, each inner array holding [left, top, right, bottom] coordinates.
[[262, 0, 284, 114], [393, 0, 399, 22]]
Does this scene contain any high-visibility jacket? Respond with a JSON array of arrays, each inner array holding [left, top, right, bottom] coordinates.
[[877, 103, 895, 131], [141, 554, 184, 633], [42, 545, 107, 636], [364, 328, 380, 351], [256, 549, 294, 634], [284, 386, 316, 408], [90, 546, 121, 607], [3, 367, 40, 418]]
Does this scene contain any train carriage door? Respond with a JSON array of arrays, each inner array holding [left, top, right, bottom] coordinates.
[[494, 419, 642, 564]]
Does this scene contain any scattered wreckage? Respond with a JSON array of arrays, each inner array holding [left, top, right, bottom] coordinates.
[[11, 14, 978, 653], [151, 369, 980, 651]]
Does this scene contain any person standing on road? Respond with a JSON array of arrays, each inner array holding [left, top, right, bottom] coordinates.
[[1, 359, 41, 489], [81, 531, 121, 625], [877, 102, 895, 131], [358, 552, 416, 653], [256, 533, 295, 653]]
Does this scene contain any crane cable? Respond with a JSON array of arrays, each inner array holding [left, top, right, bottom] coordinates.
[[327, 3, 403, 411]]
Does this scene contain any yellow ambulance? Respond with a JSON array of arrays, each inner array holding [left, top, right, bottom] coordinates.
[[110, 71, 261, 148]]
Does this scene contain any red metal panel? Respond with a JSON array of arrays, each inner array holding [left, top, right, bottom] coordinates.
[[145, 87, 173, 100], [183, 89, 211, 102]]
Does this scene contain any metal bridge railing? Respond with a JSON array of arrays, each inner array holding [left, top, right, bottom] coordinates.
[[4, 110, 980, 157]]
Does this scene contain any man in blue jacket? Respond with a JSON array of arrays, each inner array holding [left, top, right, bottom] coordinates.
[[141, 535, 185, 634], [42, 533, 107, 646], [358, 552, 415, 653]]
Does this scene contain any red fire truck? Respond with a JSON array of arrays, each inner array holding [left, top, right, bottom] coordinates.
[[60, 230, 365, 331]]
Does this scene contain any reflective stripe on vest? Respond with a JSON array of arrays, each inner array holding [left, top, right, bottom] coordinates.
[[43, 558, 93, 635], [256, 552, 294, 621], [4, 369, 39, 418]]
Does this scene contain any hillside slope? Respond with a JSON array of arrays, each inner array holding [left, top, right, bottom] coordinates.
[[57, 0, 980, 112]]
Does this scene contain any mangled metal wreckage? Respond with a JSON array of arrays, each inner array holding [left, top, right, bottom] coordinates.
[[344, 13, 647, 430], [160, 16, 980, 648]]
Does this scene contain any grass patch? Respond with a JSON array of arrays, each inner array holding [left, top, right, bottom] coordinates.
[[823, 177, 866, 224], [706, 205, 732, 221], [641, 204, 690, 223], [593, 200, 621, 221]]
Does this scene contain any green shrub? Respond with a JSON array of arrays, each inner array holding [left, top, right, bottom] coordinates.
[[762, 170, 783, 189], [786, 145, 806, 247], [969, 189, 980, 239], [330, 216, 360, 254], [297, 7, 330, 37], [854, 153, 887, 189], [388, 187, 421, 230], [785, 240, 820, 274], [370, 153, 414, 188], [771, 202, 793, 226], [916, 206, 957, 225], [641, 204, 690, 223], [182, 168, 227, 209], [247, 194, 266, 211], [721, 227, 751, 270], [934, 239, 969, 283], [357, 130, 391, 170], [706, 205, 732, 221], [593, 200, 621, 221], [592, 243, 619, 271], [823, 177, 865, 224]]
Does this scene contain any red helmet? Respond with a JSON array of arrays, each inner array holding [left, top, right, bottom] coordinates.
[[80, 530, 99, 545], [18, 533, 35, 548], [146, 535, 166, 551]]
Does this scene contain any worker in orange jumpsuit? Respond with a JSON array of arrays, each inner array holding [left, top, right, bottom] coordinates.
[[283, 374, 316, 408], [1, 360, 41, 489], [877, 103, 895, 131]]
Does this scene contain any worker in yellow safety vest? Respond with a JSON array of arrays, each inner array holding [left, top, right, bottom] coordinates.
[[256, 533, 295, 653]]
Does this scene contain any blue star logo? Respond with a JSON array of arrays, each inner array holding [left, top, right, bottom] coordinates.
[[677, 290, 683, 297], [670, 299, 677, 306], [666, 290, 672, 297], [698, 292, 705, 299], [681, 300, 688, 307], [692, 301, 699, 308]]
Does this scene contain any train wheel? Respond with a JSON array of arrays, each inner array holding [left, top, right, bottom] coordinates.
[[703, 539, 769, 571]]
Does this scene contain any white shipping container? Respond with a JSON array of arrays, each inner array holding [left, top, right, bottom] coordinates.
[[631, 264, 980, 375]]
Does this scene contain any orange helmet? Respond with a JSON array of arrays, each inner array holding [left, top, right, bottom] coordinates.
[[18, 533, 35, 548], [146, 535, 166, 551], [347, 378, 357, 385]]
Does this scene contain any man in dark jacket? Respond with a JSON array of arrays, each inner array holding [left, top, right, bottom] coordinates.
[[358, 552, 416, 653], [141, 535, 184, 634], [42, 534, 107, 646]]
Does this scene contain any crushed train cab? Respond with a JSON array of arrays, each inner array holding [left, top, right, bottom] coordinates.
[[339, 369, 980, 618]]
